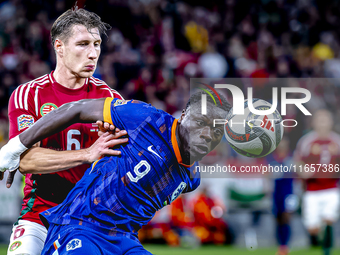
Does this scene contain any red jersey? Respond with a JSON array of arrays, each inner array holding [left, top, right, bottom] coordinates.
[[8, 71, 123, 226], [294, 131, 340, 191]]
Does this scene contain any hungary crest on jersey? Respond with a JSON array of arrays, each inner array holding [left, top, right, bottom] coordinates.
[[40, 103, 58, 116]]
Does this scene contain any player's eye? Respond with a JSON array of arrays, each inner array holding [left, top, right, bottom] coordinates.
[[196, 120, 204, 126], [214, 128, 223, 137]]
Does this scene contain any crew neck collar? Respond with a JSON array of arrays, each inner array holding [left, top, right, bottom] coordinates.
[[171, 119, 194, 168], [49, 71, 89, 95]]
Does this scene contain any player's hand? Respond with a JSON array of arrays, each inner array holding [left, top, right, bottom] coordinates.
[[5, 170, 17, 188], [85, 131, 128, 163], [96, 120, 120, 137]]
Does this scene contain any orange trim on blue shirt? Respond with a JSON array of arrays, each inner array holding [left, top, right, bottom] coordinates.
[[103, 98, 113, 124], [91, 159, 100, 171], [171, 119, 194, 168]]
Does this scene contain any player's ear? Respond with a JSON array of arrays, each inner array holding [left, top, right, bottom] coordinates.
[[178, 109, 186, 123], [55, 39, 63, 56]]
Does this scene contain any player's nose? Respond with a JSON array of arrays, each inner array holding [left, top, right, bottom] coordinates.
[[200, 126, 212, 143], [88, 44, 98, 59]]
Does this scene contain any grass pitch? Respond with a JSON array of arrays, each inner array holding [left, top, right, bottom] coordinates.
[[1, 244, 339, 254], [144, 245, 339, 255], [0, 245, 340, 255]]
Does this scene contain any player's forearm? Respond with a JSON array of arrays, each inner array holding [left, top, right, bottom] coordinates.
[[19, 98, 105, 148], [19, 147, 92, 174]]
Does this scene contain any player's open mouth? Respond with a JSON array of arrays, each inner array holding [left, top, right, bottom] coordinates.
[[194, 145, 208, 155]]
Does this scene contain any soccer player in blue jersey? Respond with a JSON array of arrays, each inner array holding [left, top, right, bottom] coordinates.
[[267, 138, 298, 255], [0, 90, 230, 255]]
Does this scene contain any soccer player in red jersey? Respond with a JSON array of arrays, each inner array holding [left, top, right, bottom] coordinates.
[[294, 109, 340, 255], [4, 7, 126, 255]]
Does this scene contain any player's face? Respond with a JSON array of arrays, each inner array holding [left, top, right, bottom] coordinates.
[[179, 102, 226, 162], [312, 110, 333, 134], [62, 25, 101, 78]]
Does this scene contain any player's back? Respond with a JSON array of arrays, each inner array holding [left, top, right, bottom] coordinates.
[[8, 72, 122, 225], [41, 99, 200, 235]]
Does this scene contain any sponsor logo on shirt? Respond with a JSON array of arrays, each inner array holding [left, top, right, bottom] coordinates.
[[13, 226, 25, 240], [40, 103, 58, 116], [66, 238, 82, 251], [9, 241, 22, 252], [114, 99, 130, 107], [171, 182, 187, 202], [17, 114, 34, 131], [147, 145, 162, 159]]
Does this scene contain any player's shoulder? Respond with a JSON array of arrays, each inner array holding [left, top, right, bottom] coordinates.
[[295, 131, 318, 151], [9, 74, 51, 108], [112, 99, 161, 114], [88, 76, 123, 99], [111, 99, 173, 126], [12, 74, 51, 93], [130, 100, 170, 118], [330, 131, 340, 144]]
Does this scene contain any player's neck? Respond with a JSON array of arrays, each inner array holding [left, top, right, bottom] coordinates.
[[317, 132, 331, 140], [53, 67, 86, 89], [176, 124, 191, 165]]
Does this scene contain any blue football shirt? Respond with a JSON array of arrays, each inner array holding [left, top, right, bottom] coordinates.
[[41, 98, 200, 236]]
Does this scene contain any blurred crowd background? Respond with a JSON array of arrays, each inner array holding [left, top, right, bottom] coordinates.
[[1, 0, 340, 146], [1, 0, 340, 250]]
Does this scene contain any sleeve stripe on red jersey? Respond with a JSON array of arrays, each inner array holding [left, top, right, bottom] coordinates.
[[113, 90, 123, 99], [14, 74, 49, 110], [48, 73, 53, 83], [34, 86, 42, 116], [24, 76, 49, 110], [14, 84, 20, 109], [91, 77, 102, 82], [18, 83, 27, 109], [90, 77, 106, 86], [23, 81, 34, 110], [101, 88, 123, 98], [100, 87, 123, 99], [89, 77, 124, 99], [100, 88, 114, 98]]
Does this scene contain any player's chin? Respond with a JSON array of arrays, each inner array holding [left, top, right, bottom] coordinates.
[[80, 70, 95, 77], [189, 150, 205, 162]]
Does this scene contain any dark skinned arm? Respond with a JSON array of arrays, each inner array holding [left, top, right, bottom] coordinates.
[[1, 99, 124, 186], [0, 98, 127, 174], [20, 98, 107, 148]]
